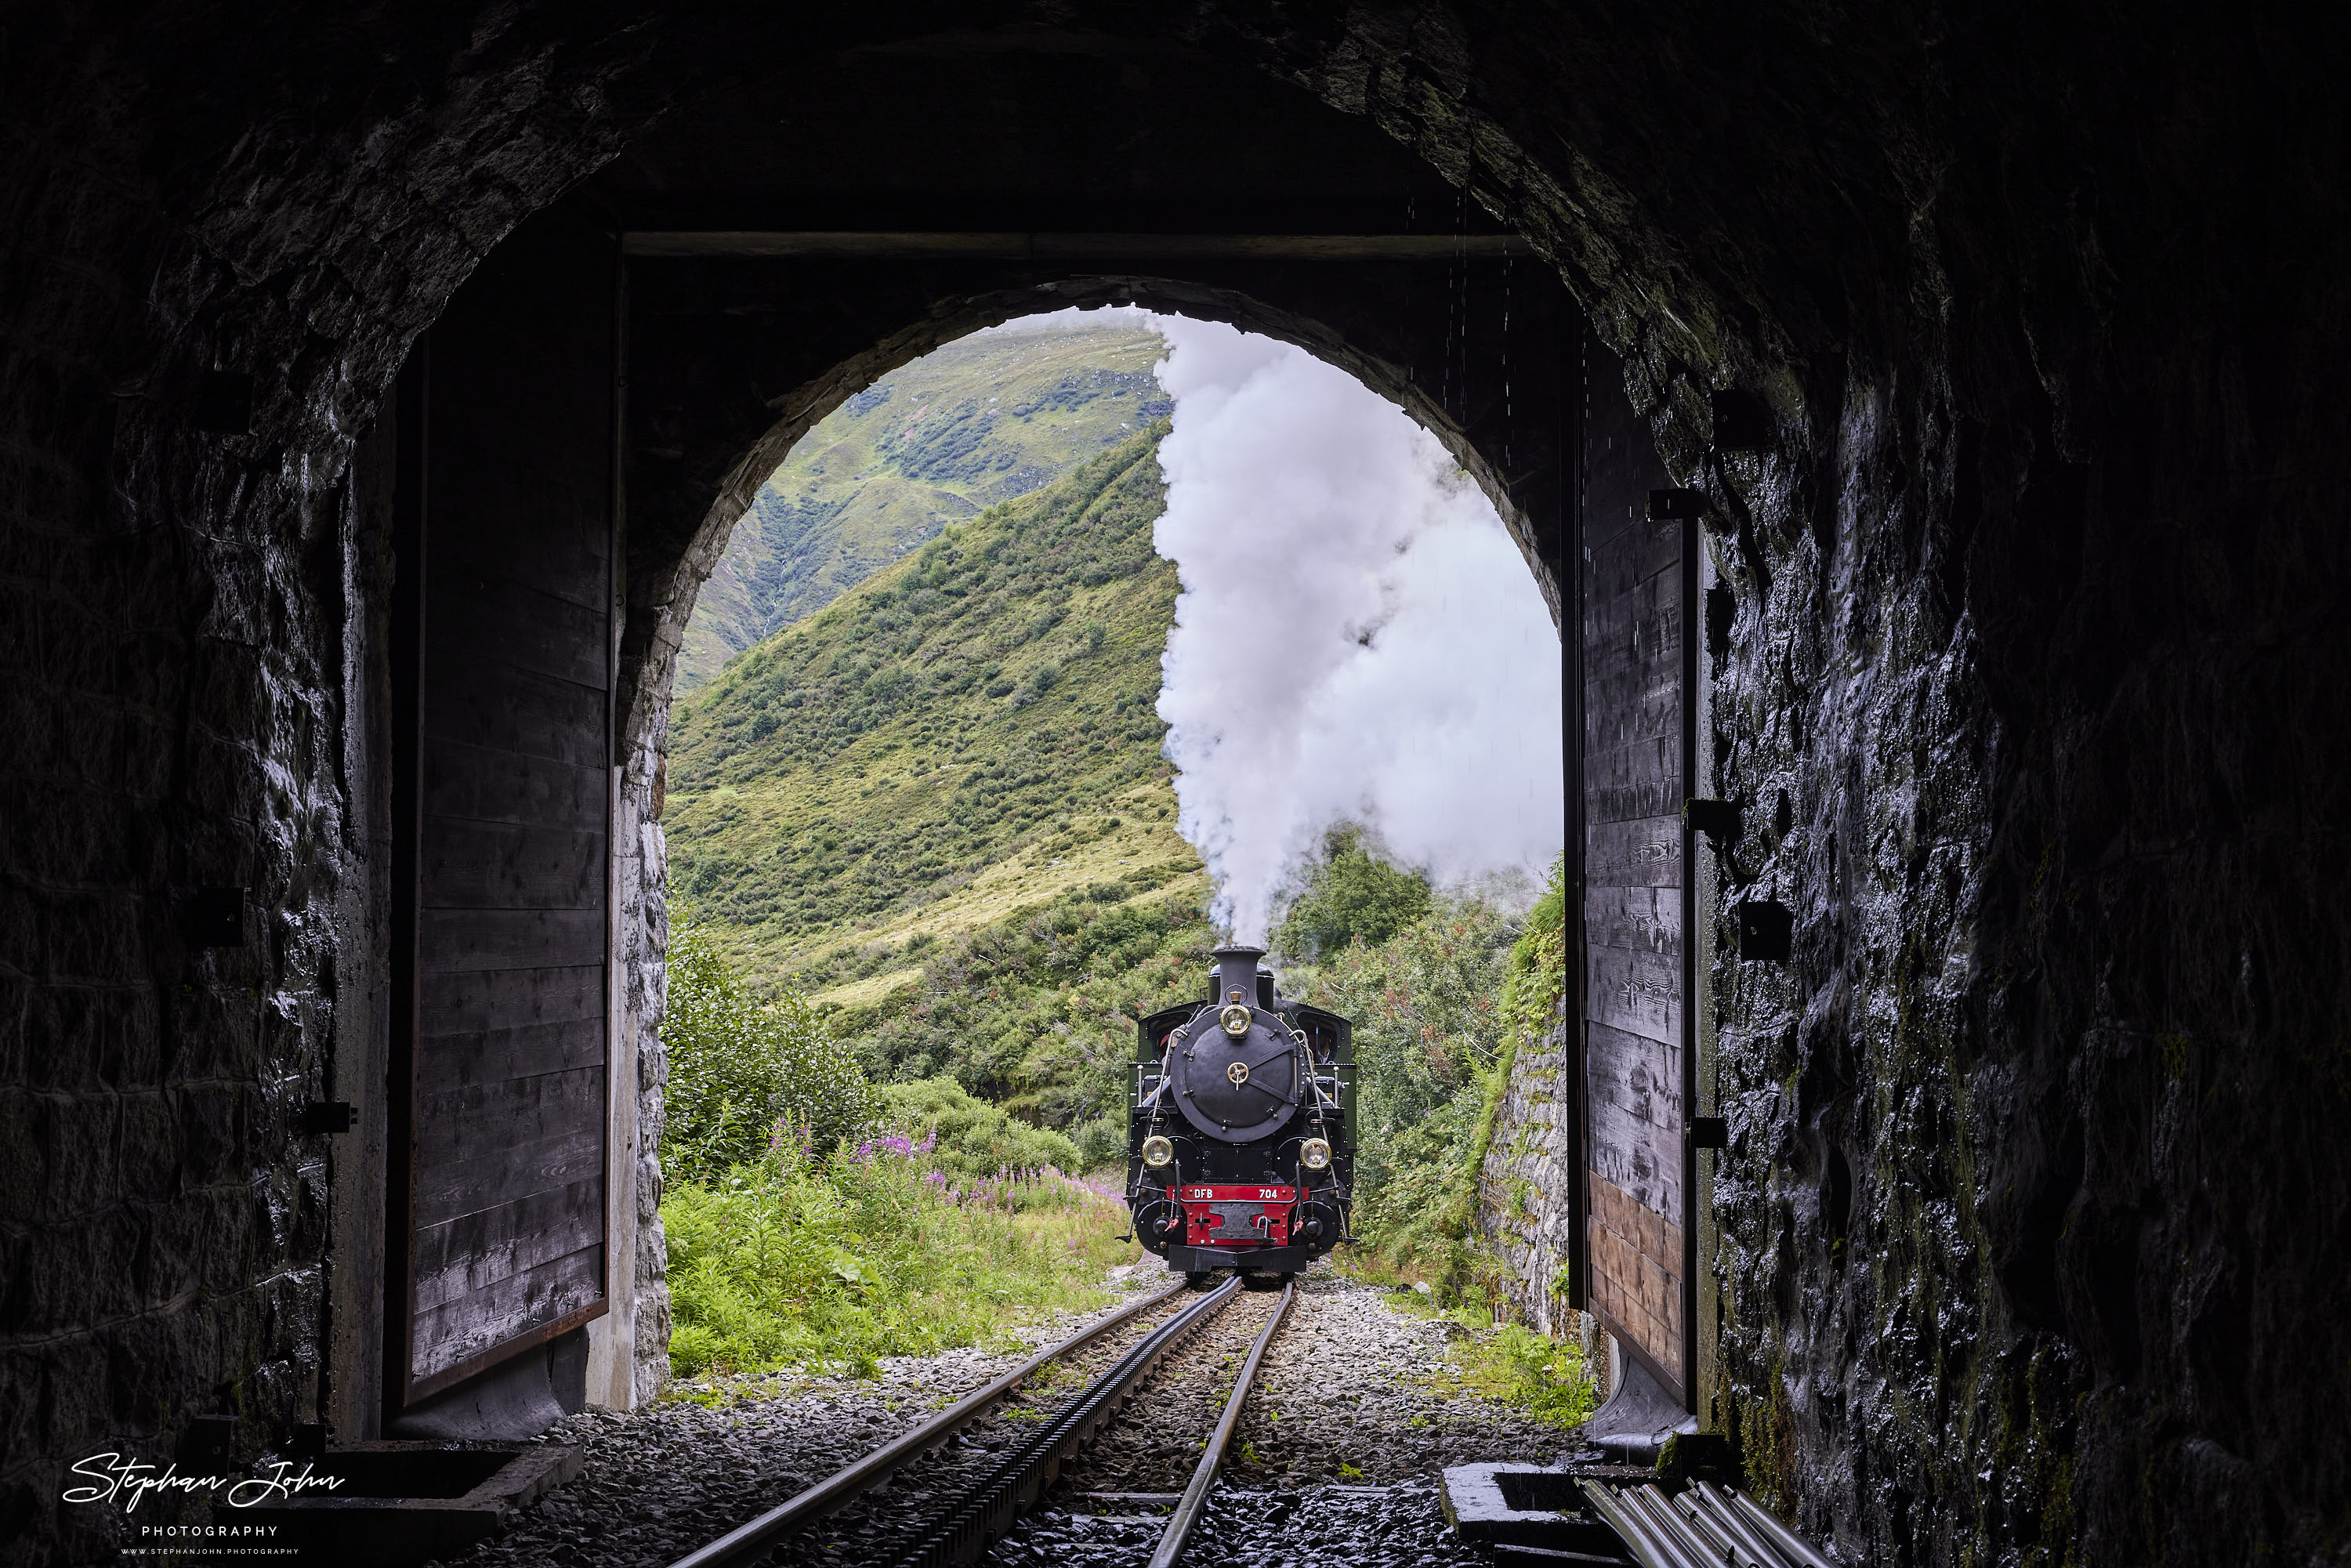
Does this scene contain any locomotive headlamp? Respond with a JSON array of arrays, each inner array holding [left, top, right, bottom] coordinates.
[[1142, 1135, 1175, 1168], [1300, 1138, 1332, 1171], [1219, 1003, 1252, 1037]]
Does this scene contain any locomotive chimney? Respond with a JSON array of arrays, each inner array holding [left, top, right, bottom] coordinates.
[[1210, 944, 1266, 1008]]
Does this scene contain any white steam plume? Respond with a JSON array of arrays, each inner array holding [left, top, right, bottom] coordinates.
[[1148, 316, 1565, 945]]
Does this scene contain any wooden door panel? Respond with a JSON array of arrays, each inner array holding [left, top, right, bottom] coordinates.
[[410, 1179, 605, 1313], [389, 216, 615, 1410], [1579, 332, 1695, 1403], [422, 652, 611, 763], [418, 964, 605, 1039]]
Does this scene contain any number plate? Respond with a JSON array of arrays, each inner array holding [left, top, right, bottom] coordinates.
[[1176, 1184, 1299, 1248]]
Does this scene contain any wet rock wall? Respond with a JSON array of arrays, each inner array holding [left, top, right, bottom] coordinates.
[[0, 13, 654, 1559], [1270, 9, 2351, 1563], [610, 714, 673, 1410]]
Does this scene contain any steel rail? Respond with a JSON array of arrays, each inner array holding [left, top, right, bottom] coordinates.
[[1583, 1476, 1832, 1568], [1666, 1484, 1767, 1566], [1686, 1481, 1789, 1566], [665, 1279, 1188, 1568], [1720, 1483, 1838, 1568], [1146, 1276, 1296, 1568], [887, 1276, 1246, 1568]]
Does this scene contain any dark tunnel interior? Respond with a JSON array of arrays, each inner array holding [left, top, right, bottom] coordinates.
[[2, 5, 2346, 1565]]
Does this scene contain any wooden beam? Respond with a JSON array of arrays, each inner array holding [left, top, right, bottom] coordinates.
[[620, 231, 1531, 261]]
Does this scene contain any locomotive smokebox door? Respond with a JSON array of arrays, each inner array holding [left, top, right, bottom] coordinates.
[[1169, 946, 1301, 1143]]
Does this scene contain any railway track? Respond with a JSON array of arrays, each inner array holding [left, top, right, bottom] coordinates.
[[665, 1276, 1297, 1568]]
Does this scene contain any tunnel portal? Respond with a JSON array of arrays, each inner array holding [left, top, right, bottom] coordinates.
[[2, 8, 2346, 1567]]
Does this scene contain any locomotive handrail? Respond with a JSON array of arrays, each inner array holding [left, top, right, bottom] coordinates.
[[663, 1277, 1188, 1568], [1147, 1276, 1297, 1568]]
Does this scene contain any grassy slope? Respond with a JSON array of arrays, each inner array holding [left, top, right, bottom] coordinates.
[[665, 422, 1208, 1009], [677, 324, 1169, 690]]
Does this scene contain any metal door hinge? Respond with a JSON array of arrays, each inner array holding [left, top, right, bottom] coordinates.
[[1733, 899, 1794, 961], [1709, 389, 1773, 451], [1684, 797, 1741, 845]]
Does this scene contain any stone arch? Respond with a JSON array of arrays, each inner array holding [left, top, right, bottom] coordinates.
[[3, 6, 2346, 1563]]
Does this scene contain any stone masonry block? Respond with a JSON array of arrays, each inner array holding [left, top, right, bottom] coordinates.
[[37, 1329, 113, 1457], [24, 1090, 122, 1221], [114, 1092, 177, 1200], [134, 1193, 208, 1309], [172, 1082, 246, 1187], [0, 1092, 40, 1220]]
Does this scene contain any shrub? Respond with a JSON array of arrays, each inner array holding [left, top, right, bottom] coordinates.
[[875, 1075, 1086, 1186], [1011, 662, 1060, 707], [1310, 898, 1512, 1153], [1070, 1110, 1128, 1171], [1274, 826, 1434, 958], [855, 889, 1213, 1121], [1500, 855, 1569, 1041], [1305, 859, 1568, 1302], [662, 910, 878, 1182], [1299, 895, 1513, 1297]]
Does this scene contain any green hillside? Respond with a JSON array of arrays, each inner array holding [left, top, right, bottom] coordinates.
[[665, 422, 1210, 1045], [677, 322, 1170, 690]]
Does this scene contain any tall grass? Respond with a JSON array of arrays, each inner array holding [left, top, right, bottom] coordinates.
[[665, 1125, 1139, 1381], [661, 908, 1141, 1383], [1403, 1296, 1597, 1428]]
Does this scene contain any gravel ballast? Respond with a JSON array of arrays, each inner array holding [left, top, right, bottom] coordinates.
[[986, 1481, 1495, 1568], [437, 1263, 1574, 1568]]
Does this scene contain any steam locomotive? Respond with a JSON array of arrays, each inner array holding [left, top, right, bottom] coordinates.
[[1126, 944, 1356, 1280]]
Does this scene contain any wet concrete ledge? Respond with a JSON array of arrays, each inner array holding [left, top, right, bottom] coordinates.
[[1439, 1462, 1632, 1561]]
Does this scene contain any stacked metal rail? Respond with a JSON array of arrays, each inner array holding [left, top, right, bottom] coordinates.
[[1582, 1478, 1837, 1568]]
